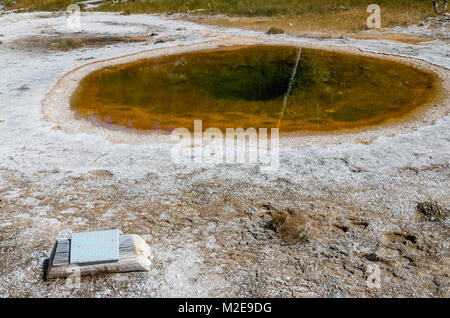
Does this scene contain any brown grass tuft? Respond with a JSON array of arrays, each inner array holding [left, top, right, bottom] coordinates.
[[270, 210, 309, 245], [51, 38, 85, 51], [267, 27, 284, 35], [417, 202, 448, 222]]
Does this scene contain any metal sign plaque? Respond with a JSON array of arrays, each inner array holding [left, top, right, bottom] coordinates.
[[70, 230, 120, 264]]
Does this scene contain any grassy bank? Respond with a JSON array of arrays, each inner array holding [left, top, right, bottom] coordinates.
[[4, 1, 446, 33], [3, 0, 73, 11], [97, 0, 435, 18]]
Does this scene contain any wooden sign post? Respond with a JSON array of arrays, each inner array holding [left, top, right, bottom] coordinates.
[[44, 230, 152, 279]]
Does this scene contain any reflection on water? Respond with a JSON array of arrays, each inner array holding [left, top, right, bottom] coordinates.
[[71, 45, 437, 133]]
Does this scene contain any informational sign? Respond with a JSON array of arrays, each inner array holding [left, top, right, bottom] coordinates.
[[70, 230, 120, 264]]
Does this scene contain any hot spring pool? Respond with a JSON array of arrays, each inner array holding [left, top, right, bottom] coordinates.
[[71, 45, 437, 133]]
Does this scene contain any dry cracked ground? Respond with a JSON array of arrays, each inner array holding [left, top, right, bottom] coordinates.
[[0, 12, 449, 297]]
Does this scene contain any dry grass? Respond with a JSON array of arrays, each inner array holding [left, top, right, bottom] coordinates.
[[266, 27, 284, 35], [94, 0, 441, 32], [5, 0, 73, 11], [93, 0, 434, 18], [47, 36, 148, 51], [270, 210, 309, 245], [189, 4, 443, 35], [417, 202, 449, 222], [6, 1, 446, 34], [51, 38, 84, 51]]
